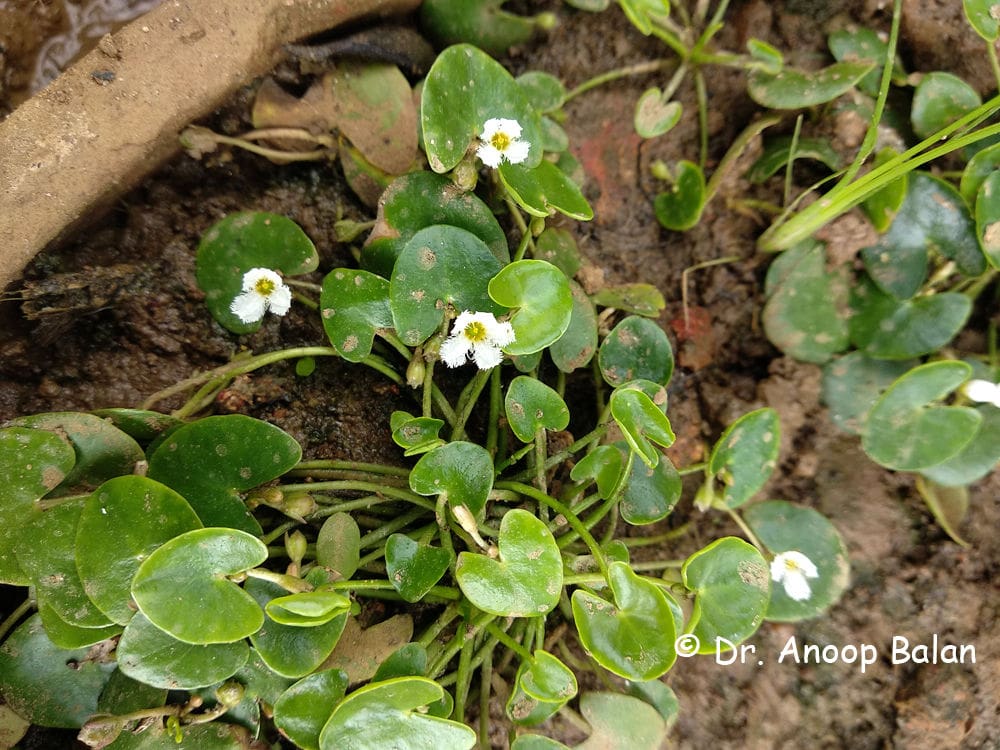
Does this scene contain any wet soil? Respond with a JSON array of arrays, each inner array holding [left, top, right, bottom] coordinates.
[[2, 1, 999, 748]]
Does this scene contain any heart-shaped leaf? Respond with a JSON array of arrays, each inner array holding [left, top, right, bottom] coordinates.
[[570, 445, 626, 500], [320, 269, 392, 362], [762, 239, 850, 364], [147, 414, 302, 534], [682, 537, 770, 652], [499, 160, 594, 220], [385, 534, 452, 603], [116, 613, 249, 690], [533, 227, 582, 277], [849, 278, 972, 360], [410, 441, 494, 517], [653, 160, 705, 231], [748, 136, 841, 183], [0, 614, 116, 728], [747, 61, 874, 108], [862, 361, 981, 471], [591, 284, 666, 317], [506, 650, 577, 726], [266, 590, 352, 627], [9, 412, 143, 495], [456, 508, 562, 617], [373, 643, 429, 682], [196, 212, 319, 333], [706, 408, 780, 509], [634, 88, 682, 139], [610, 388, 675, 468], [505, 376, 570, 442], [550, 281, 598, 373], [626, 679, 680, 725], [911, 72, 982, 139], [319, 677, 476, 750], [421, 0, 536, 57], [315, 512, 361, 581], [274, 669, 349, 750], [390, 225, 504, 346], [363, 171, 509, 277], [36, 600, 121, 649], [960, 141, 1000, 204], [921, 404, 1000, 486], [828, 26, 894, 96], [131, 527, 267, 644], [576, 691, 668, 750], [821, 353, 916, 435], [76, 475, 203, 625], [421, 43, 542, 173], [391, 412, 446, 457], [965, 0, 1000, 40], [617, 441, 681, 525], [16, 499, 112, 629], [325, 61, 417, 175], [599, 316, 674, 387], [975, 170, 1000, 268], [517, 71, 567, 113], [744, 501, 850, 621], [0, 426, 74, 585], [571, 561, 678, 680], [488, 260, 573, 355], [247, 579, 348, 678]]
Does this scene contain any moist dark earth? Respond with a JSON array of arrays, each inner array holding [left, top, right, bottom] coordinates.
[[1, 1, 999, 748]]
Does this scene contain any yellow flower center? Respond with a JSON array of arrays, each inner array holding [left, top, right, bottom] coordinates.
[[490, 131, 512, 152], [784, 558, 802, 573], [254, 277, 276, 296], [463, 320, 488, 343]]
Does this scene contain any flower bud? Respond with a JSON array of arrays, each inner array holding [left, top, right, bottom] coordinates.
[[285, 530, 308, 564], [215, 681, 245, 708], [406, 353, 426, 389]]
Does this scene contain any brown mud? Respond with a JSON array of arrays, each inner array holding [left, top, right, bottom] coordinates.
[[2, 1, 999, 748]]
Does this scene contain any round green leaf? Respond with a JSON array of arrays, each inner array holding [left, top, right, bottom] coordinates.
[[570, 445, 626, 501], [9, 411, 144, 494], [505, 376, 570, 443], [512, 735, 571, 750], [707, 408, 780, 509], [36, 600, 122, 649], [911, 72, 981, 140], [517, 71, 567, 113], [748, 38, 784, 75], [319, 677, 476, 750], [576, 692, 668, 750], [488, 260, 573, 355], [960, 140, 1000, 204], [498, 160, 594, 220], [610, 388, 675, 468], [132, 528, 267, 644], [747, 61, 874, 108], [385, 534, 452, 603], [391, 413, 446, 457], [921, 404, 1000, 486], [363, 171, 509, 277], [550, 280, 598, 373], [634, 89, 682, 139], [421, 0, 536, 57], [821, 353, 916, 435], [618, 442, 681, 525], [975, 170, 1000, 268], [571, 561, 678, 680], [456, 508, 562, 617], [748, 136, 841, 183], [745, 501, 850, 621], [315, 512, 361, 581], [320, 269, 392, 362], [591, 283, 666, 317], [762, 239, 850, 364], [965, 0, 1000, 40], [0, 614, 116, 728], [533, 227, 582, 277], [507, 650, 577, 726], [266, 590, 352, 627], [682, 537, 770, 653], [274, 669, 349, 750], [625, 680, 679, 726], [96, 668, 167, 716], [247, 579, 348, 679], [598, 316, 674, 387], [389, 225, 504, 346], [147, 414, 302, 534], [828, 26, 891, 96], [410, 441, 494, 516], [862, 361, 981, 471], [76, 476, 203, 625], [116, 613, 249, 690], [16, 499, 112, 628], [90, 409, 183, 444], [0, 426, 74, 585], [196, 212, 319, 334], [653, 160, 705, 231], [421, 43, 542, 173], [849, 279, 972, 360]]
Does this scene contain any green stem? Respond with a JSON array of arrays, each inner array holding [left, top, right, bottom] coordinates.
[[323, 579, 460, 600], [724, 506, 764, 552], [276, 481, 435, 511], [486, 366, 502, 457], [453, 615, 476, 721], [244, 568, 312, 593], [261, 521, 297, 546], [357, 507, 426, 548], [478, 650, 493, 749], [418, 602, 461, 650], [783, 114, 804, 208], [292, 460, 410, 478], [486, 621, 533, 661], [507, 424, 607, 483], [619, 521, 692, 547], [564, 59, 675, 103], [0, 598, 33, 642], [451, 368, 493, 442]]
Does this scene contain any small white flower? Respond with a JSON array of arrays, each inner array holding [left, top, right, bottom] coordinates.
[[476, 117, 530, 168], [770, 550, 819, 602], [963, 379, 1000, 408], [439, 311, 515, 370], [230, 268, 292, 324]]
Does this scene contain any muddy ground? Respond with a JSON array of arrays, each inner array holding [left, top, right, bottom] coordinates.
[[1, 1, 999, 748]]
